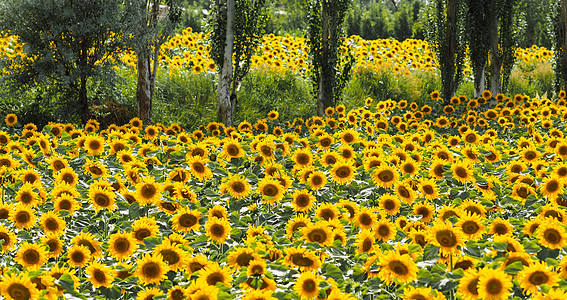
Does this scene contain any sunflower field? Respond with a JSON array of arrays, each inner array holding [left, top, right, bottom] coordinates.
[[2, 86, 567, 300]]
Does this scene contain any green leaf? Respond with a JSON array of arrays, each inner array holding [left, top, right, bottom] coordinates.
[[408, 244, 422, 253], [129, 202, 141, 219], [523, 240, 542, 254], [324, 264, 344, 281], [422, 244, 439, 262], [537, 248, 560, 261], [55, 273, 87, 300], [143, 236, 161, 251], [492, 242, 508, 252], [504, 261, 524, 275]]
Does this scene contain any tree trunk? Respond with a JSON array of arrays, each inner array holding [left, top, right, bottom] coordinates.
[[217, 0, 235, 126], [137, 51, 153, 125], [317, 0, 335, 117], [473, 69, 485, 98], [79, 75, 89, 124], [442, 0, 458, 102], [488, 0, 501, 98], [562, 0, 567, 91]]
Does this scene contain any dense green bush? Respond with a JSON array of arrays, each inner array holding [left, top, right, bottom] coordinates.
[[236, 69, 315, 123]]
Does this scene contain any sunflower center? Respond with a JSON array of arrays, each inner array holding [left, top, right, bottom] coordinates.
[[543, 228, 561, 244], [436, 229, 457, 247], [485, 278, 503, 295], [206, 272, 225, 286], [94, 193, 110, 207], [292, 222, 307, 232], [454, 167, 468, 179], [524, 151, 537, 160], [192, 162, 205, 174], [160, 249, 180, 265], [251, 265, 264, 274], [71, 251, 85, 263], [398, 186, 410, 198], [416, 207, 430, 219], [325, 156, 337, 165], [141, 184, 157, 199], [422, 185, 434, 195], [23, 249, 40, 265], [58, 199, 72, 210], [45, 218, 60, 231], [403, 163, 415, 174], [19, 192, 33, 204], [15, 211, 30, 224], [359, 213, 373, 226], [262, 184, 278, 197], [192, 148, 205, 157], [236, 253, 254, 267], [211, 224, 225, 238], [462, 221, 480, 234], [465, 206, 482, 216], [189, 262, 205, 273], [319, 209, 335, 220], [467, 278, 479, 295], [7, 283, 31, 300], [296, 195, 310, 207], [179, 214, 198, 228], [62, 173, 75, 184], [516, 187, 529, 198], [384, 199, 396, 211], [307, 229, 328, 243], [260, 145, 272, 157], [142, 262, 161, 278], [89, 140, 102, 151], [336, 166, 351, 179], [296, 153, 310, 165], [302, 278, 317, 292], [493, 224, 509, 235], [93, 269, 106, 283], [135, 229, 151, 241], [546, 180, 560, 193], [378, 225, 390, 237], [230, 181, 245, 193], [320, 138, 332, 147], [388, 260, 409, 275], [114, 237, 131, 253], [310, 175, 323, 186]]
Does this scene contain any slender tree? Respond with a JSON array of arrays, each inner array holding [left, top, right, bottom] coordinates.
[[123, 0, 183, 125], [465, 0, 490, 97], [0, 0, 124, 123], [208, 0, 268, 126], [553, 0, 567, 92], [306, 0, 353, 116]]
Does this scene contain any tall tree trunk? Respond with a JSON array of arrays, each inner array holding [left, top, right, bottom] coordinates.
[[473, 69, 485, 98], [79, 75, 89, 124], [488, 0, 501, 98], [137, 51, 153, 125], [442, 0, 458, 102], [217, 0, 235, 126], [562, 0, 567, 91], [317, 0, 335, 117]]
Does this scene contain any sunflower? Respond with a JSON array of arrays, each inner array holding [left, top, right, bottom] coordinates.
[[107, 231, 139, 260], [209, 205, 228, 220], [356, 229, 375, 255], [293, 271, 321, 300], [412, 202, 435, 223], [377, 193, 400, 216], [19, 168, 41, 185], [306, 171, 327, 191], [517, 261, 559, 295], [319, 150, 340, 167], [0, 224, 17, 253], [14, 242, 48, 271], [153, 241, 187, 272], [394, 180, 416, 205], [488, 217, 514, 236], [329, 159, 356, 185], [197, 262, 232, 288], [460, 199, 487, 218], [257, 177, 285, 205], [428, 159, 447, 179], [450, 160, 474, 184], [291, 189, 316, 212], [135, 177, 162, 205], [292, 148, 314, 169], [85, 260, 115, 289], [354, 207, 378, 230], [540, 175, 564, 200], [205, 217, 231, 244], [40, 211, 66, 236], [84, 135, 106, 156], [300, 221, 333, 246], [227, 247, 260, 269], [427, 221, 465, 256], [137, 287, 163, 300], [0, 273, 40, 300], [14, 183, 39, 208], [220, 138, 244, 160], [187, 155, 213, 181], [314, 203, 340, 221], [66, 244, 92, 267], [131, 217, 160, 243], [53, 194, 81, 215], [9, 205, 36, 230], [286, 214, 313, 239], [458, 269, 481, 300], [536, 219, 567, 249], [134, 253, 169, 286], [477, 268, 513, 300], [246, 258, 268, 277], [379, 251, 418, 284], [456, 213, 485, 241], [373, 219, 397, 242], [88, 185, 116, 211], [171, 207, 201, 233]]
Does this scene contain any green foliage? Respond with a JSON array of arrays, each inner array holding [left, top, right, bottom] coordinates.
[[552, 0, 567, 92], [235, 69, 315, 123], [508, 60, 555, 98], [342, 66, 440, 109], [266, 0, 308, 36], [153, 71, 218, 130]]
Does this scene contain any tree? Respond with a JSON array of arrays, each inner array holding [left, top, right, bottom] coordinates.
[[208, 0, 268, 126], [430, 0, 467, 102], [123, 0, 183, 125], [465, 0, 490, 97], [306, 0, 353, 116], [553, 0, 567, 92], [0, 0, 124, 123]]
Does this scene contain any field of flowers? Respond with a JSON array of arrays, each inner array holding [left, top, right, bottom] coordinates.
[[1, 88, 567, 299]]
